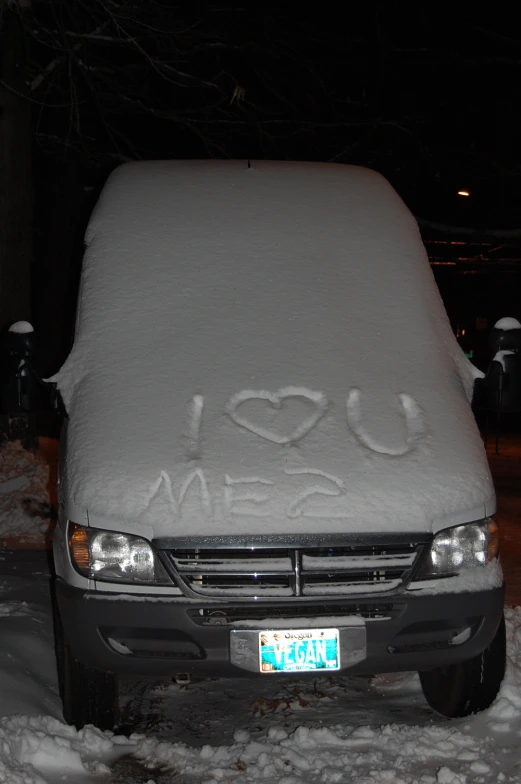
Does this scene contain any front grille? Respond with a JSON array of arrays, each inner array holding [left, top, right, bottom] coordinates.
[[162, 543, 421, 600]]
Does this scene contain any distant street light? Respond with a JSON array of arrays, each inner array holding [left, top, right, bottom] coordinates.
[[458, 190, 470, 197]]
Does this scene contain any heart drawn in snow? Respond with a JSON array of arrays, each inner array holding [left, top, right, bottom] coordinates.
[[226, 387, 328, 445]]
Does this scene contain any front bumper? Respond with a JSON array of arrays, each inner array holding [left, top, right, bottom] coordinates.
[[55, 579, 505, 679]]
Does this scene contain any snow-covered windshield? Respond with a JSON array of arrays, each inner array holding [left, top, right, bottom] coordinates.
[[54, 161, 493, 538]]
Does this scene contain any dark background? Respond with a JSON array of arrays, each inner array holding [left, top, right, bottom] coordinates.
[[1, 3, 521, 374]]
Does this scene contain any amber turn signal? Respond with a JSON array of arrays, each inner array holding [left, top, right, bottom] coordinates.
[[68, 522, 90, 573]]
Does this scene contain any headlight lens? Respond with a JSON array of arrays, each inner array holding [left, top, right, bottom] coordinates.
[[417, 519, 499, 579], [68, 522, 169, 584]]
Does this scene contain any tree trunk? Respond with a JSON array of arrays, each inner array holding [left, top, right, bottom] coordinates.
[[0, 9, 32, 332]]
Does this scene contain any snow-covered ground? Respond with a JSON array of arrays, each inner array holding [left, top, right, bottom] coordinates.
[[1, 550, 521, 783]]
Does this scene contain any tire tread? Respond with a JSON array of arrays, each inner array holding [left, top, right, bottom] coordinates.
[[419, 615, 506, 718]]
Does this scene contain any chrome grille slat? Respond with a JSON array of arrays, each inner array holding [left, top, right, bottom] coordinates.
[[177, 570, 293, 577], [175, 558, 292, 574], [188, 586, 295, 598], [303, 579, 402, 595], [163, 542, 422, 599], [302, 554, 416, 569]]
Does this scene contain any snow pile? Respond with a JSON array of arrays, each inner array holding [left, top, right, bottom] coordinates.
[[0, 591, 133, 782], [0, 599, 60, 719], [0, 755, 47, 784], [0, 441, 52, 542], [135, 723, 494, 783], [0, 716, 126, 782], [53, 160, 493, 539], [0, 717, 96, 779], [487, 606, 521, 731]]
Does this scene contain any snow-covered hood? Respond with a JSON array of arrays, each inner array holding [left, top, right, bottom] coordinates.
[[55, 160, 494, 539]]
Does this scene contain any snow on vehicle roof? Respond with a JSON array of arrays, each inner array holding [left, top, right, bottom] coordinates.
[[54, 160, 492, 538]]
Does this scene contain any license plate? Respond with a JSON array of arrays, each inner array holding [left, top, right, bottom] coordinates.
[[259, 628, 340, 673]]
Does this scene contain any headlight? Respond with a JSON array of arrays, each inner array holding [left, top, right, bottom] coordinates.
[[68, 522, 169, 584], [417, 519, 499, 579]]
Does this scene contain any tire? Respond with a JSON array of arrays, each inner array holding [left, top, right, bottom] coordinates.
[[53, 597, 118, 731], [419, 614, 506, 718]]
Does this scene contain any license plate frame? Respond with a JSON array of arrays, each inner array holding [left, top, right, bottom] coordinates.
[[259, 627, 340, 673], [230, 623, 366, 673]]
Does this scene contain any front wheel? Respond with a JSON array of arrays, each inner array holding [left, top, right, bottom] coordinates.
[[419, 614, 506, 718], [54, 599, 118, 731]]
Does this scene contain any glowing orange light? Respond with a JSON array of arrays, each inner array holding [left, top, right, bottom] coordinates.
[[69, 523, 90, 571], [457, 190, 470, 197]]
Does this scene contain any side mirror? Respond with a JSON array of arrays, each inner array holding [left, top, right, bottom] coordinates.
[[477, 317, 521, 414]]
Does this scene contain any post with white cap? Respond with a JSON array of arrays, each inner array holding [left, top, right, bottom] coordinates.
[[0, 321, 58, 447], [476, 317, 521, 454]]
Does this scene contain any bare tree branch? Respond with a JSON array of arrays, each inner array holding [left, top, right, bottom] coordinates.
[[29, 21, 110, 90]]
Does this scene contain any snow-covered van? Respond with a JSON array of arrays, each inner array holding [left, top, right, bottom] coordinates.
[[52, 160, 506, 731]]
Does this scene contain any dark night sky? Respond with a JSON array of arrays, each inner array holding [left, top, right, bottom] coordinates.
[[18, 2, 521, 368], [28, 5, 521, 212]]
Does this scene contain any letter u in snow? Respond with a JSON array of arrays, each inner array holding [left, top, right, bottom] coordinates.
[[346, 388, 426, 456]]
